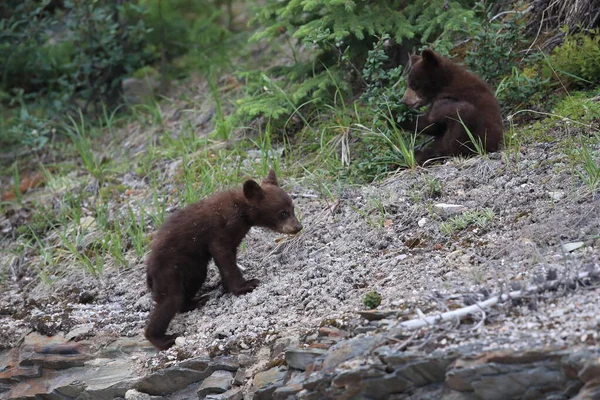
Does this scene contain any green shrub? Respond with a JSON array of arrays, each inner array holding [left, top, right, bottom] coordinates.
[[552, 91, 600, 124], [360, 34, 409, 125], [464, 3, 547, 112], [363, 290, 382, 309], [546, 29, 600, 88], [138, 0, 235, 77], [235, 0, 477, 128]]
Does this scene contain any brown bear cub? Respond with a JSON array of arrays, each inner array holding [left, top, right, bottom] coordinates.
[[400, 49, 503, 165], [145, 170, 302, 350]]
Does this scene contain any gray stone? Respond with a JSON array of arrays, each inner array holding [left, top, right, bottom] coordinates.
[[252, 366, 288, 400], [578, 359, 600, 382], [136, 356, 239, 396], [356, 310, 397, 321], [53, 380, 87, 397], [285, 348, 326, 371], [322, 334, 386, 371], [197, 370, 233, 398], [204, 387, 243, 400], [317, 327, 348, 338], [65, 323, 94, 341], [273, 384, 303, 400], [101, 337, 155, 357], [433, 203, 467, 218], [272, 337, 299, 359], [19, 343, 91, 370], [448, 361, 566, 400], [233, 369, 245, 386], [237, 354, 255, 367], [272, 370, 309, 399], [6, 358, 137, 400], [572, 381, 600, 400], [393, 356, 452, 386], [136, 366, 211, 396], [125, 389, 162, 399]]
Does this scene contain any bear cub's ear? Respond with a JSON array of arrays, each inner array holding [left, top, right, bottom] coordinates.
[[410, 54, 421, 67], [243, 180, 265, 201], [263, 169, 279, 187], [421, 49, 440, 66]]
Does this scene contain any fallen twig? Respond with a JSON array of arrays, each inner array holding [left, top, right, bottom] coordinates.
[[389, 267, 600, 335]]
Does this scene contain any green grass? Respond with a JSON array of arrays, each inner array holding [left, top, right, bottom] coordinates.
[[572, 139, 600, 195], [65, 111, 109, 183], [458, 113, 487, 158], [440, 208, 495, 236]]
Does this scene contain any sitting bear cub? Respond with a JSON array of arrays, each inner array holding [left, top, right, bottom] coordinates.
[[145, 170, 303, 350], [400, 49, 503, 165]]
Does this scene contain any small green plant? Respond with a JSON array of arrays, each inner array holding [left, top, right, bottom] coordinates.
[[66, 112, 107, 182], [208, 70, 233, 141], [440, 208, 495, 236], [423, 176, 442, 198], [355, 123, 418, 173], [503, 121, 522, 168], [459, 113, 487, 158], [363, 290, 382, 309], [10, 163, 23, 205], [571, 140, 600, 195], [125, 204, 149, 260], [251, 123, 282, 177]]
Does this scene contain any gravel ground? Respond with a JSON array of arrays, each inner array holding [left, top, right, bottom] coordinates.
[[1, 121, 599, 374]]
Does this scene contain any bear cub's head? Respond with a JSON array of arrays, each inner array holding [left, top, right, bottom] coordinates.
[[243, 170, 303, 235], [401, 49, 446, 109]]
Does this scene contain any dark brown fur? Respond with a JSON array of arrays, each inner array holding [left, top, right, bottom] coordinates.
[[400, 49, 503, 165], [145, 170, 302, 350]]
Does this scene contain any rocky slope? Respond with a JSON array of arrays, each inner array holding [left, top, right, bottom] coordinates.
[[1, 113, 599, 398]]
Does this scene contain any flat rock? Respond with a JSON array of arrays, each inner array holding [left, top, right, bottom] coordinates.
[[233, 369, 245, 386], [204, 387, 243, 400], [125, 389, 162, 399], [135, 366, 212, 396], [5, 357, 137, 400], [136, 356, 238, 397], [252, 366, 288, 400], [197, 370, 233, 398], [317, 327, 348, 338], [322, 334, 386, 371], [19, 343, 91, 370], [285, 348, 326, 371], [65, 323, 94, 341], [433, 203, 467, 218], [356, 310, 398, 321], [101, 337, 156, 357]]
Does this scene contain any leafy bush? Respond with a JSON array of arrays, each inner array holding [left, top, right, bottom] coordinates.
[[1, 0, 154, 112], [236, 0, 477, 127], [360, 34, 409, 125], [138, 0, 235, 77], [464, 3, 547, 112], [546, 29, 600, 88], [0, 0, 235, 152], [464, 4, 528, 85]]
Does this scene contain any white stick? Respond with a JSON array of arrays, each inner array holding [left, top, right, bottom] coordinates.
[[390, 268, 598, 333]]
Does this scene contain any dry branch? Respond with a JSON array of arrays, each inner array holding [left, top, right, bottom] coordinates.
[[389, 266, 600, 335]]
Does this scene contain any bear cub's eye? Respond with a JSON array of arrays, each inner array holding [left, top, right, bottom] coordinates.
[[279, 210, 289, 220]]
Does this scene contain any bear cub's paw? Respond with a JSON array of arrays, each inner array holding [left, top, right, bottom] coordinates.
[[228, 278, 261, 295]]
